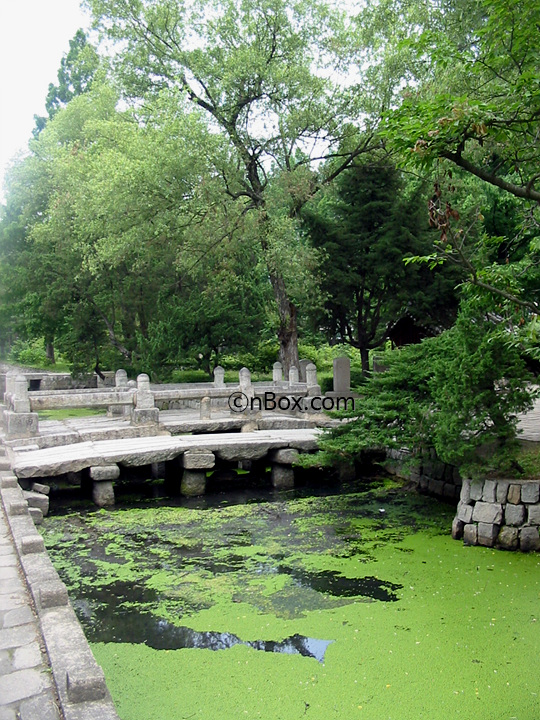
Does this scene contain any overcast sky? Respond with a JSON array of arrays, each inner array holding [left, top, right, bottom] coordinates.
[[0, 0, 90, 202]]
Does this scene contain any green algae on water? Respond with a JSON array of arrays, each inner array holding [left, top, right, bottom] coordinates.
[[42, 483, 540, 720]]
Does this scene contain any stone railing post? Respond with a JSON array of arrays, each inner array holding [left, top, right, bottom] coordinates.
[[238, 367, 255, 415], [115, 369, 128, 388], [5, 375, 39, 438], [272, 362, 283, 384], [306, 362, 321, 396], [13, 375, 31, 413], [109, 369, 130, 417], [289, 366, 299, 386], [213, 366, 225, 388], [131, 373, 159, 426], [239, 367, 252, 392], [200, 396, 211, 420]]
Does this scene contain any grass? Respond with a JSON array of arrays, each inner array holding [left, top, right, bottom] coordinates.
[[516, 442, 540, 478], [38, 408, 107, 421]]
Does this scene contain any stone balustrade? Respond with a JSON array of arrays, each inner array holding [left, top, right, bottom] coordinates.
[[0, 360, 348, 439]]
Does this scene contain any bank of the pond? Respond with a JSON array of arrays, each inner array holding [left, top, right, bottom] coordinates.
[[40, 479, 540, 720]]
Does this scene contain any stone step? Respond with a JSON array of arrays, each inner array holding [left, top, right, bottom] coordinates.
[[22, 490, 49, 517]]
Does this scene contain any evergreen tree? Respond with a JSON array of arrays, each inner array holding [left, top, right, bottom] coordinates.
[[33, 29, 100, 136], [304, 160, 460, 373]]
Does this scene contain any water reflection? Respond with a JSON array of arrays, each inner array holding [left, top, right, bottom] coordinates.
[[164, 627, 334, 663], [281, 567, 403, 601], [76, 597, 333, 662]]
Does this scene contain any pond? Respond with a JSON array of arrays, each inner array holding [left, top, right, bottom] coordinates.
[[40, 477, 540, 720]]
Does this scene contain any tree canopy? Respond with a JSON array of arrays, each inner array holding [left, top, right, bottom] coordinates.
[[0, 0, 538, 469]]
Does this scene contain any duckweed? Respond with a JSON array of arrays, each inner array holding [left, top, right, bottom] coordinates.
[[41, 479, 540, 720]]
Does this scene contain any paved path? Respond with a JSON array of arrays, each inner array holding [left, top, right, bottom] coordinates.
[[0, 486, 62, 720], [517, 394, 540, 442]]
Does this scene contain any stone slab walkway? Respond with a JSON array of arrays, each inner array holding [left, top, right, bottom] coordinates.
[[0, 497, 62, 720], [11, 428, 320, 479]]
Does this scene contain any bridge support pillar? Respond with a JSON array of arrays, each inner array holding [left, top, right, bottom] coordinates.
[[181, 470, 206, 497], [269, 449, 298, 490], [180, 450, 215, 496], [90, 465, 119, 507], [271, 464, 295, 490]]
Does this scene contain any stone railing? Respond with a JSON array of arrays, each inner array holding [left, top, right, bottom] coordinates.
[[0, 361, 333, 439], [152, 362, 321, 410]]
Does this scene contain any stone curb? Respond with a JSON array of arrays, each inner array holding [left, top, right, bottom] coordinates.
[[0, 468, 120, 720]]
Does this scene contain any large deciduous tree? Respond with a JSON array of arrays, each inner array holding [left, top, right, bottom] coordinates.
[[1, 83, 267, 375], [84, 0, 374, 375]]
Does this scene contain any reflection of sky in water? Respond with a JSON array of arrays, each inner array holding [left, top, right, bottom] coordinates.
[[75, 596, 333, 663], [174, 627, 334, 664]]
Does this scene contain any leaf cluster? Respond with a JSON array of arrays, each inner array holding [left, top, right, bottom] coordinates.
[[315, 302, 536, 477]]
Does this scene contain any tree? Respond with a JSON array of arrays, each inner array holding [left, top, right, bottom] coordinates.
[[33, 29, 100, 135], [356, 0, 539, 361], [302, 159, 460, 373], [313, 301, 535, 477], [84, 0, 378, 375], [1, 82, 269, 375], [383, 0, 540, 204]]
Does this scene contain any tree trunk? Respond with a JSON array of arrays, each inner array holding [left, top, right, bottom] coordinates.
[[268, 269, 299, 379], [278, 309, 299, 380], [360, 345, 370, 376], [45, 340, 55, 365]]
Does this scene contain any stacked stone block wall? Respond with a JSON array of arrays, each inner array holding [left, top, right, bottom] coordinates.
[[452, 478, 540, 552], [386, 448, 462, 501]]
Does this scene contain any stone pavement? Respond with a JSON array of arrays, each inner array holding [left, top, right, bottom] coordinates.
[[517, 393, 540, 442], [0, 496, 62, 720]]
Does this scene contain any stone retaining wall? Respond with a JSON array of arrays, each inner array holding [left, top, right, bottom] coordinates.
[[0, 472, 120, 719], [386, 448, 462, 500], [452, 478, 540, 552]]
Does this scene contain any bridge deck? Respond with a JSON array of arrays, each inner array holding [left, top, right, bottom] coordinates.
[[11, 429, 320, 479]]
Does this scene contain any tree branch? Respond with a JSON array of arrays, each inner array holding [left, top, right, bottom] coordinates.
[[440, 150, 540, 202]]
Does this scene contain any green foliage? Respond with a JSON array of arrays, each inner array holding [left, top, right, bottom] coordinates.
[[220, 340, 280, 374], [315, 303, 535, 477], [8, 339, 53, 368], [169, 369, 213, 384], [33, 29, 101, 135], [303, 160, 460, 372], [297, 342, 363, 371], [515, 445, 540, 479], [378, 0, 540, 201]]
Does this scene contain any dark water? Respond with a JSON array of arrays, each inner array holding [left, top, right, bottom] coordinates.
[[73, 591, 333, 662], [43, 476, 450, 665], [281, 567, 402, 600]]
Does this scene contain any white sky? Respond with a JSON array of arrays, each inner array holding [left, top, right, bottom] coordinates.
[[0, 0, 90, 203]]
